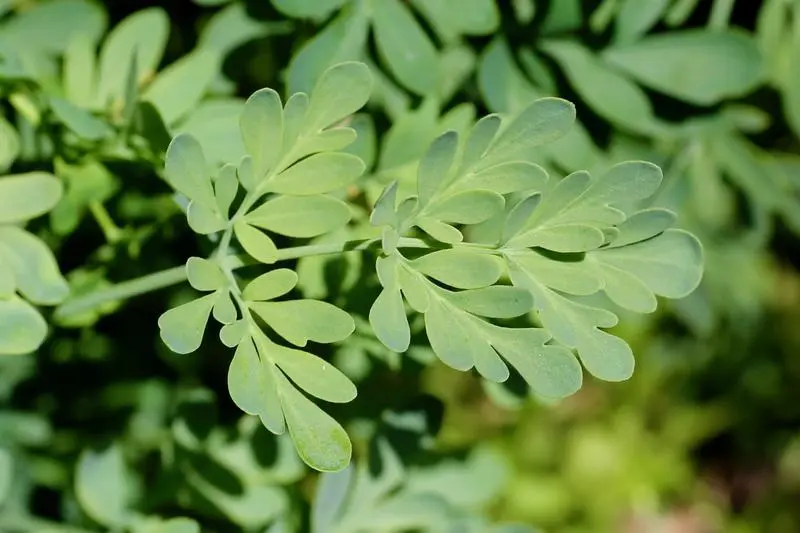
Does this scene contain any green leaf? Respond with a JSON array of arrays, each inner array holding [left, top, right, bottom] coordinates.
[[369, 286, 410, 353], [272, 0, 348, 19], [444, 286, 533, 319], [602, 29, 764, 105], [214, 163, 239, 218], [304, 61, 373, 133], [228, 336, 285, 433], [158, 293, 217, 354], [453, 161, 549, 196], [240, 88, 283, 181], [783, 4, 800, 137], [425, 297, 507, 380], [249, 300, 354, 347], [276, 371, 352, 472], [372, 0, 438, 95], [243, 269, 298, 301], [0, 0, 106, 55], [212, 291, 237, 324], [417, 131, 458, 206], [478, 37, 543, 113], [234, 222, 278, 264], [75, 444, 131, 527], [312, 464, 353, 533], [245, 195, 351, 238], [267, 343, 357, 403], [143, 49, 221, 125], [151, 518, 201, 533], [410, 0, 499, 39], [0, 227, 69, 305], [412, 249, 502, 289], [285, 5, 369, 95], [267, 152, 364, 195], [220, 319, 248, 347], [0, 256, 14, 298], [164, 134, 217, 208], [508, 255, 634, 381], [0, 296, 47, 356], [484, 326, 582, 399], [614, 0, 670, 44], [610, 208, 676, 247], [0, 172, 63, 224], [0, 448, 11, 505], [186, 257, 226, 292], [541, 40, 658, 134], [95, 7, 169, 108], [0, 117, 19, 174], [381, 101, 442, 174], [596, 229, 704, 299], [177, 99, 247, 166], [50, 158, 117, 236], [187, 201, 227, 235], [416, 218, 463, 244], [478, 97, 576, 169], [63, 34, 97, 108], [50, 97, 112, 141], [505, 162, 662, 252], [424, 190, 505, 224], [198, 3, 272, 56]]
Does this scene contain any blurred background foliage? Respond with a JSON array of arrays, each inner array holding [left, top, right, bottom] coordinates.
[[0, 0, 799, 532]]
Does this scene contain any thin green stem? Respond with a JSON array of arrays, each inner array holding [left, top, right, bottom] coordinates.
[[89, 201, 124, 243], [54, 237, 430, 319]]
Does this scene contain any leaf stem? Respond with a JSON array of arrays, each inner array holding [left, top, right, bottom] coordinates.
[[54, 237, 430, 319], [88, 201, 124, 243]]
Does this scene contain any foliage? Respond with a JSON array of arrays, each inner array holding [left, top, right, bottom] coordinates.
[[0, 0, 797, 532]]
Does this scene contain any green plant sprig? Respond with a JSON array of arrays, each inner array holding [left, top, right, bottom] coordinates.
[[58, 61, 704, 473]]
